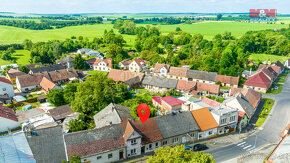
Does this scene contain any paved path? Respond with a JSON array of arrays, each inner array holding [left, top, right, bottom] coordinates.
[[206, 72, 290, 162]]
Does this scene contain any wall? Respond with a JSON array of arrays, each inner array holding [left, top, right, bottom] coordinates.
[[143, 84, 170, 94], [142, 141, 162, 153], [167, 75, 186, 80], [244, 85, 267, 93], [0, 82, 14, 97], [160, 131, 198, 147], [129, 61, 142, 72], [126, 131, 142, 158], [81, 147, 126, 163], [0, 117, 20, 132], [198, 128, 218, 139], [93, 110, 121, 129]]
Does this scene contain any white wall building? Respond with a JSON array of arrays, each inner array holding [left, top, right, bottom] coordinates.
[[0, 77, 15, 98], [93, 58, 112, 72]]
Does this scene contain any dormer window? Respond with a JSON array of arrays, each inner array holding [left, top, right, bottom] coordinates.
[[131, 139, 137, 145]]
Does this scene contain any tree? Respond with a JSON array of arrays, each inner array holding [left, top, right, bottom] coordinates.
[[73, 54, 89, 70], [19, 66, 29, 73], [47, 89, 66, 106], [68, 119, 87, 132], [63, 83, 79, 104], [176, 27, 182, 32], [147, 145, 215, 163], [23, 39, 33, 50], [62, 155, 81, 163], [217, 14, 222, 20]]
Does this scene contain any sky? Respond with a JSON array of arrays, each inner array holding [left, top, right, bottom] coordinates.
[[0, 0, 289, 14]]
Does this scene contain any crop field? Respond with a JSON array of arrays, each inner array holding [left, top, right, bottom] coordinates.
[[0, 50, 31, 66], [249, 54, 289, 63], [0, 21, 288, 45]]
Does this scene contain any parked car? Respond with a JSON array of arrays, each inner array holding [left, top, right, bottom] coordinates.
[[185, 146, 193, 151], [193, 144, 208, 151]]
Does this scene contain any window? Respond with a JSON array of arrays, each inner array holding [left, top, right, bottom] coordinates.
[[172, 137, 179, 143], [209, 130, 213, 135], [131, 149, 136, 155], [155, 142, 159, 147], [230, 116, 235, 121], [2, 88, 6, 91], [131, 139, 137, 145], [97, 156, 102, 160], [199, 134, 202, 138], [108, 153, 113, 159], [190, 133, 195, 137], [162, 141, 167, 146], [149, 144, 152, 149], [221, 118, 227, 124]]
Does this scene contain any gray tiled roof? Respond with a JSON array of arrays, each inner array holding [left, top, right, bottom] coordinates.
[[141, 75, 178, 89], [235, 93, 254, 118], [26, 126, 66, 163], [30, 64, 65, 74], [155, 111, 200, 139], [186, 70, 217, 82]]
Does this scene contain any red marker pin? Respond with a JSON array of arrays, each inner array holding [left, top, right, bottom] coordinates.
[[137, 103, 150, 124]]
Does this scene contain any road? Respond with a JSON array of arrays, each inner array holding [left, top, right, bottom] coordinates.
[[207, 73, 290, 162]]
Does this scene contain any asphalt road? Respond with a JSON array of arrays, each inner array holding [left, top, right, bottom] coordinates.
[[207, 73, 290, 163]]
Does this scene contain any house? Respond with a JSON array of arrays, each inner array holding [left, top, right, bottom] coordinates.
[[118, 59, 132, 70], [265, 124, 290, 163], [243, 71, 272, 93], [107, 69, 144, 88], [152, 96, 185, 114], [29, 64, 65, 74], [272, 61, 285, 72], [216, 75, 239, 88], [242, 70, 253, 79], [284, 59, 290, 69], [190, 108, 219, 139], [40, 77, 62, 93], [77, 48, 93, 54], [16, 108, 44, 122], [26, 62, 43, 70], [57, 56, 74, 68], [153, 63, 170, 77], [93, 103, 133, 129], [255, 65, 278, 82], [176, 80, 196, 92], [17, 68, 78, 92], [87, 58, 97, 69], [141, 75, 178, 94], [186, 70, 217, 84], [0, 64, 18, 70], [88, 51, 104, 58], [0, 77, 15, 98], [122, 121, 142, 157], [240, 88, 262, 109], [131, 118, 164, 154], [26, 126, 67, 163], [223, 93, 255, 120], [167, 67, 188, 80], [270, 65, 282, 75], [155, 111, 200, 147], [210, 105, 239, 134], [248, 59, 255, 66], [93, 58, 112, 72], [64, 124, 126, 163], [129, 58, 147, 72], [152, 95, 162, 108], [48, 105, 74, 121], [6, 69, 26, 84], [0, 132, 36, 162], [194, 82, 220, 95], [0, 105, 19, 132]]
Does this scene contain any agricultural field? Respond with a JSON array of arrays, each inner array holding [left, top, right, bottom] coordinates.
[[249, 53, 289, 63], [0, 21, 288, 45], [0, 50, 31, 66]]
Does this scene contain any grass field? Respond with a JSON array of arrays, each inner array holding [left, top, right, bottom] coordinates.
[[0, 50, 31, 66], [0, 21, 288, 45], [255, 98, 275, 127], [249, 54, 289, 63]]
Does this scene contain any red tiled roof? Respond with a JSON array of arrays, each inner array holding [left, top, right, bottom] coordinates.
[[7, 69, 20, 73], [87, 58, 96, 65], [216, 75, 239, 86], [196, 82, 220, 95], [176, 80, 196, 91], [40, 77, 56, 92], [241, 88, 262, 109], [258, 64, 267, 70], [202, 97, 222, 108], [168, 67, 188, 77], [123, 121, 136, 141], [0, 77, 12, 85], [107, 69, 144, 82], [270, 65, 281, 74], [133, 58, 146, 67], [244, 72, 272, 88], [153, 64, 170, 73], [229, 88, 243, 96], [161, 96, 185, 106], [93, 58, 112, 68], [152, 95, 162, 105], [191, 108, 219, 131], [238, 111, 246, 123], [0, 105, 18, 122], [132, 117, 163, 144], [119, 59, 132, 66]]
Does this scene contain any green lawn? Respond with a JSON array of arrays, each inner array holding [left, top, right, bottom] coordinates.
[[255, 98, 275, 127], [0, 21, 288, 45], [0, 50, 31, 66], [87, 70, 108, 76], [266, 84, 283, 94], [249, 54, 289, 63]]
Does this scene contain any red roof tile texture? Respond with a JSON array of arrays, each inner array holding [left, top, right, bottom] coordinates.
[[40, 77, 56, 92], [153, 64, 170, 73], [0, 77, 12, 85], [108, 69, 144, 82], [0, 105, 18, 122], [152, 95, 162, 105], [216, 75, 239, 85], [161, 96, 185, 106], [176, 80, 196, 91], [93, 58, 112, 68], [168, 67, 188, 77], [244, 72, 272, 88]]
